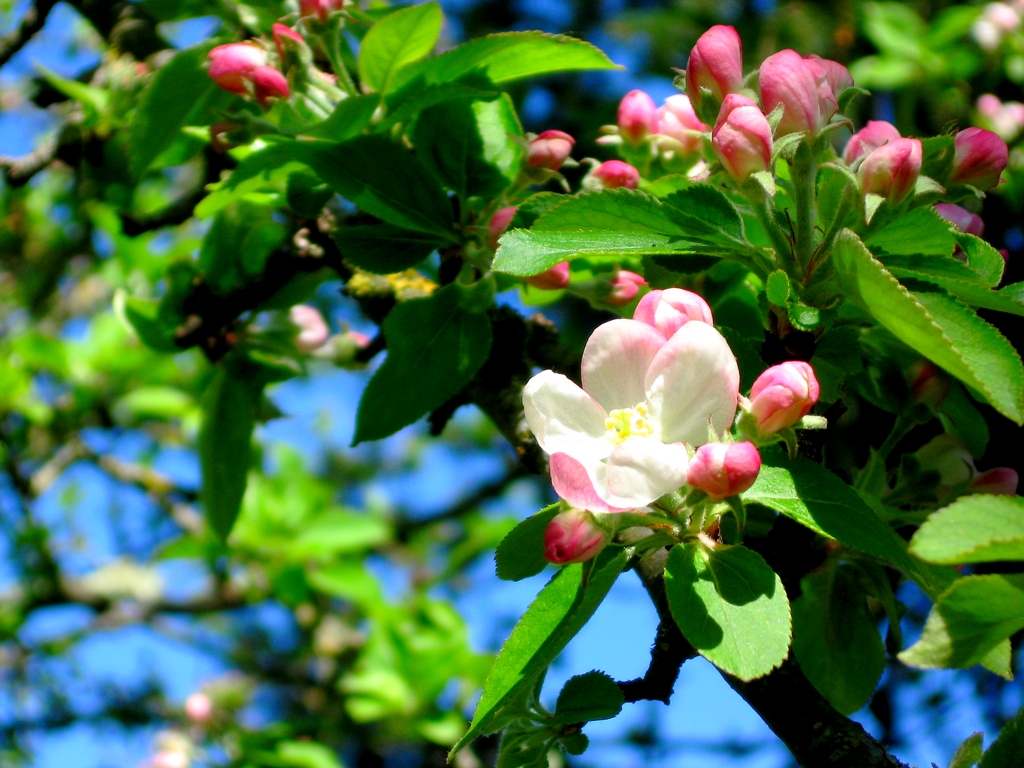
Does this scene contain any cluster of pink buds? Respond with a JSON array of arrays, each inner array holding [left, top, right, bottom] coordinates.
[[207, 42, 289, 108], [976, 93, 1024, 141], [598, 90, 707, 160], [972, 2, 1021, 50]]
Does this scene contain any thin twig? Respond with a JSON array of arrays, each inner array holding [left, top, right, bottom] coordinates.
[[0, 0, 58, 69]]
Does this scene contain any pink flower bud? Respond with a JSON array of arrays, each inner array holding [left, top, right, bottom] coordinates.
[[207, 43, 267, 95], [607, 270, 647, 305], [543, 508, 610, 565], [273, 23, 305, 62], [251, 65, 290, 108], [686, 25, 744, 107], [290, 305, 330, 351], [633, 288, 714, 339], [617, 90, 660, 144], [842, 120, 901, 164], [857, 138, 922, 203], [808, 55, 853, 98], [748, 361, 820, 434], [687, 441, 762, 501], [152, 752, 189, 768], [759, 50, 841, 136], [526, 130, 575, 170], [589, 160, 640, 190], [524, 262, 570, 290], [300, 0, 345, 20], [184, 693, 213, 724], [970, 467, 1019, 496], [488, 206, 518, 249], [978, 93, 1003, 118], [656, 95, 707, 153], [907, 360, 950, 409], [712, 94, 772, 181], [934, 203, 985, 237], [952, 127, 1008, 189]]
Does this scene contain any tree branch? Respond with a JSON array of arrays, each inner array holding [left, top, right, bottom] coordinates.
[[0, 0, 58, 69]]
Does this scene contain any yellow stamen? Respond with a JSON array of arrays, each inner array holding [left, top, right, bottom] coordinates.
[[604, 403, 653, 445]]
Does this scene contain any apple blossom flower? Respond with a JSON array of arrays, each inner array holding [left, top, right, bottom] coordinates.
[[633, 288, 713, 339], [858, 138, 922, 203], [970, 467, 1019, 496], [607, 270, 647, 305], [687, 441, 762, 501], [656, 95, 707, 154], [290, 305, 330, 351], [523, 319, 740, 511], [525, 262, 571, 291], [934, 203, 985, 237], [748, 361, 820, 434], [759, 50, 847, 135], [544, 508, 610, 564], [488, 206, 518, 249], [712, 94, 772, 181], [952, 127, 1008, 189], [617, 90, 660, 144], [586, 160, 641, 190], [686, 25, 744, 108], [184, 693, 213, 724], [527, 130, 575, 170], [843, 120, 901, 165]]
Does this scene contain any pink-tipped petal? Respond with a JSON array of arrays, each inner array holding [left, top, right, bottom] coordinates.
[[550, 453, 631, 513], [645, 321, 740, 446], [582, 319, 667, 412]]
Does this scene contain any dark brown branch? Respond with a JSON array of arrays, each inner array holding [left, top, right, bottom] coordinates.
[[617, 613, 696, 704], [0, 0, 58, 69]]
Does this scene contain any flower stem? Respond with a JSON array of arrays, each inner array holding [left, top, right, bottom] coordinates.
[[791, 141, 818, 277]]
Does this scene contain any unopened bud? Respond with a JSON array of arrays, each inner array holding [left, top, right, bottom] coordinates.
[[759, 50, 839, 136], [272, 23, 305, 62], [184, 693, 213, 724], [858, 138, 922, 203], [251, 65, 290, 108], [970, 467, 1019, 496], [488, 206, 518, 249], [686, 25, 744, 108], [843, 120, 901, 164], [586, 160, 640, 190], [607, 270, 647, 305], [633, 288, 713, 339], [907, 360, 950, 409], [617, 90, 660, 144], [207, 43, 267, 95], [952, 127, 1008, 189], [748, 361, 820, 434], [527, 130, 575, 170], [687, 441, 762, 501], [524, 262, 570, 290], [300, 0, 346, 20], [712, 94, 772, 181], [544, 508, 610, 564], [656, 95, 707, 154], [934, 203, 985, 237], [289, 305, 330, 352]]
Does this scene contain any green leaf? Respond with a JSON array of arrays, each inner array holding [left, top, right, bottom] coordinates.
[[949, 733, 984, 768], [662, 185, 745, 243], [811, 325, 864, 403], [495, 504, 560, 582], [834, 230, 1024, 424], [744, 452, 952, 598], [493, 189, 719, 277], [199, 367, 263, 542], [920, 135, 956, 184], [882, 257, 1024, 317], [865, 207, 956, 257], [551, 671, 624, 725], [938, 382, 990, 459], [307, 561, 384, 610], [115, 293, 180, 353], [358, 2, 443, 93], [980, 706, 1024, 768], [379, 76, 501, 128], [199, 200, 287, 293], [333, 224, 446, 274], [195, 144, 307, 219], [299, 94, 379, 141], [766, 270, 790, 305], [792, 565, 886, 715], [354, 281, 493, 444], [508, 192, 566, 229], [957, 233, 1005, 287], [411, 95, 522, 200], [898, 574, 1024, 674], [450, 549, 629, 757], [128, 41, 232, 176], [909, 495, 1024, 564], [665, 542, 790, 681], [35, 63, 109, 121], [276, 740, 345, 768], [389, 31, 619, 96], [286, 511, 391, 559], [291, 137, 456, 239]]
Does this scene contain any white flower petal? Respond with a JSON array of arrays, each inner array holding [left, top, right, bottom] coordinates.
[[581, 319, 666, 411], [645, 322, 740, 446], [604, 438, 690, 507], [550, 452, 631, 513], [523, 370, 611, 463]]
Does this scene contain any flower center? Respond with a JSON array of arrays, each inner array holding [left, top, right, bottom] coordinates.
[[604, 404, 653, 445]]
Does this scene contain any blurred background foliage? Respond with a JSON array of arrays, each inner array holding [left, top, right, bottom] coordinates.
[[1, 1, 1023, 767]]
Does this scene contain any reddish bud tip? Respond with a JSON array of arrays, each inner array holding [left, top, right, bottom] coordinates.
[[487, 206, 518, 250], [524, 262, 570, 291], [970, 467, 1019, 496]]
